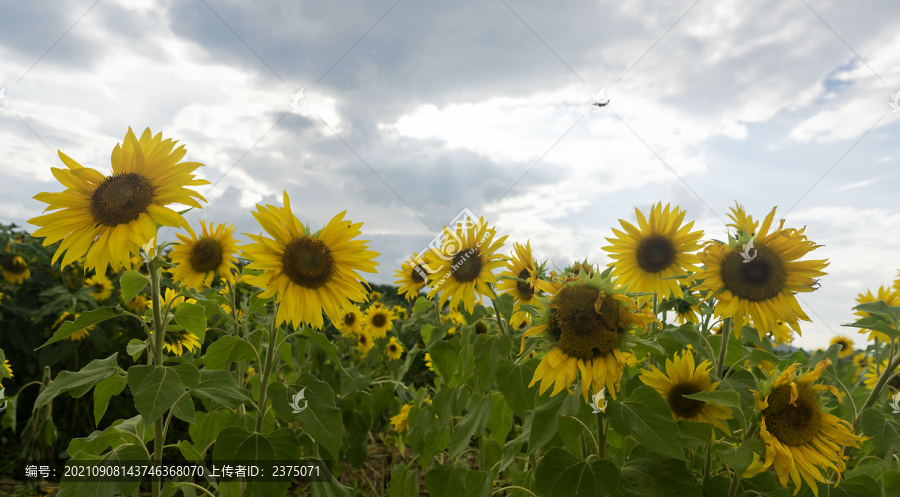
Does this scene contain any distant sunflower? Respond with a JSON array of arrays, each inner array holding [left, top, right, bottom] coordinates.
[[829, 335, 854, 358], [356, 331, 374, 355], [639, 350, 732, 433], [54, 312, 96, 341], [603, 203, 703, 298], [497, 241, 542, 328], [242, 191, 379, 329], [29, 127, 209, 273], [369, 291, 382, 302], [852, 352, 873, 381], [391, 403, 412, 432], [395, 253, 429, 301], [854, 286, 900, 342], [442, 308, 466, 335], [666, 286, 701, 325], [863, 359, 899, 392], [161, 329, 201, 356], [754, 359, 867, 496], [1, 358, 12, 378], [1, 255, 30, 284], [221, 304, 244, 323], [424, 352, 435, 372], [364, 303, 394, 339], [337, 306, 363, 337], [130, 256, 149, 276], [694, 204, 828, 338], [386, 337, 404, 360], [425, 217, 508, 313], [392, 305, 409, 320], [85, 273, 113, 301], [169, 220, 240, 290], [125, 294, 149, 314], [148, 287, 196, 314]]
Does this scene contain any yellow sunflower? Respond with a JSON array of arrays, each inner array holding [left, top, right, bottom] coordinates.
[[425, 217, 508, 313], [242, 192, 379, 330], [386, 336, 404, 360], [755, 318, 795, 346], [638, 350, 733, 433], [29, 127, 209, 273], [852, 352, 873, 381], [221, 304, 244, 322], [442, 307, 466, 335], [337, 306, 364, 337], [863, 359, 899, 392], [1, 255, 30, 284], [854, 286, 900, 342], [54, 312, 96, 341], [369, 291, 382, 302], [391, 403, 412, 432], [169, 220, 240, 290], [1, 358, 12, 378], [424, 352, 435, 372], [125, 294, 149, 314], [754, 359, 867, 496], [392, 305, 409, 320], [356, 330, 374, 355], [148, 287, 196, 313], [395, 253, 429, 301], [85, 273, 113, 301], [665, 286, 701, 325], [497, 241, 542, 329], [364, 303, 394, 339], [829, 335, 854, 358], [161, 329, 201, 356], [603, 203, 704, 299], [522, 271, 658, 401], [694, 204, 828, 339]]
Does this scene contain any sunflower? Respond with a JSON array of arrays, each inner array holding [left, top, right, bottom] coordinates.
[[829, 335, 854, 358], [863, 359, 900, 392], [854, 286, 900, 342], [29, 127, 209, 273], [425, 217, 508, 313], [754, 359, 867, 496], [148, 287, 196, 314], [85, 273, 113, 301], [1, 358, 12, 378], [169, 220, 240, 290], [364, 303, 394, 339], [369, 291, 382, 302], [125, 294, 149, 314], [221, 304, 244, 322], [392, 305, 409, 320], [522, 271, 658, 401], [665, 286, 701, 325], [852, 352, 873, 381], [391, 403, 412, 432], [639, 350, 733, 433], [161, 329, 201, 356], [1, 255, 30, 284], [356, 331, 374, 355], [441, 308, 466, 335], [603, 203, 703, 299], [694, 204, 828, 339], [54, 312, 96, 341], [242, 192, 379, 330], [395, 253, 429, 301], [386, 337, 404, 360], [424, 352, 435, 372], [130, 256, 149, 276], [497, 241, 542, 328], [337, 306, 363, 337]]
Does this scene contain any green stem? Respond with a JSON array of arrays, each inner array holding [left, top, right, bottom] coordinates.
[[494, 303, 507, 335], [727, 466, 741, 497], [852, 348, 900, 433], [596, 413, 606, 459], [717, 318, 732, 378], [562, 415, 599, 456], [149, 263, 165, 497], [703, 443, 712, 484], [255, 308, 280, 433]]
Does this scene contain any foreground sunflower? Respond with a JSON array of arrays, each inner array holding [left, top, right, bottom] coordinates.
[[694, 204, 828, 338], [522, 269, 658, 401], [425, 217, 508, 313], [639, 350, 732, 433], [497, 241, 542, 328], [242, 191, 379, 329], [829, 335, 854, 358], [386, 336, 404, 360], [1, 255, 30, 284], [364, 303, 394, 339], [169, 220, 240, 290], [85, 273, 113, 301], [754, 359, 867, 496], [395, 253, 430, 301], [854, 286, 900, 342], [29, 127, 209, 272], [603, 203, 703, 299], [337, 306, 363, 338]]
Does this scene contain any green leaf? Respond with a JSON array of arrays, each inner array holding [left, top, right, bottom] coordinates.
[[300, 327, 348, 376], [192, 369, 251, 409], [488, 394, 513, 446], [719, 439, 763, 479], [38, 307, 123, 349], [34, 354, 121, 409], [843, 316, 900, 340], [93, 374, 127, 425], [389, 464, 419, 497], [491, 292, 515, 323], [449, 394, 493, 458], [425, 465, 491, 497], [473, 334, 512, 392], [529, 390, 578, 454], [535, 447, 620, 497], [120, 270, 149, 303], [127, 363, 200, 424], [268, 373, 341, 460], [795, 475, 884, 497], [126, 339, 147, 361], [605, 385, 686, 460], [58, 444, 148, 497], [496, 359, 538, 418], [407, 404, 451, 463], [205, 335, 257, 370], [682, 389, 741, 409], [175, 439, 205, 462], [853, 301, 900, 328], [429, 339, 461, 379], [213, 426, 300, 497], [174, 302, 207, 344], [860, 408, 900, 452], [414, 296, 432, 314], [620, 445, 701, 497]]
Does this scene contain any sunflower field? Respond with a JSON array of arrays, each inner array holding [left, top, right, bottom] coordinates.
[[2, 129, 900, 497]]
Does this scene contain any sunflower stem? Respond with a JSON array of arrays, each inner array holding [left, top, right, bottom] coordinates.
[[851, 349, 900, 434], [727, 466, 741, 497], [255, 306, 280, 433], [494, 304, 507, 335], [703, 443, 712, 484], [717, 318, 732, 378], [596, 413, 606, 459], [149, 262, 165, 497]]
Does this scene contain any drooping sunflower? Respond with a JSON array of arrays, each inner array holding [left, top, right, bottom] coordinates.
[[425, 217, 508, 313], [337, 306, 364, 338], [364, 303, 394, 339], [242, 191, 379, 330], [54, 312, 96, 341], [161, 329, 202, 356], [386, 336, 404, 360], [854, 286, 900, 342], [829, 335, 854, 358], [29, 127, 209, 273], [169, 220, 240, 290], [497, 241, 542, 329], [863, 359, 900, 392], [85, 273, 113, 301], [395, 253, 429, 301], [754, 359, 867, 496], [603, 203, 704, 299], [639, 350, 733, 433], [356, 330, 374, 355], [391, 403, 412, 432], [2, 358, 13, 378], [1, 255, 30, 284], [522, 270, 658, 401], [694, 204, 828, 338]]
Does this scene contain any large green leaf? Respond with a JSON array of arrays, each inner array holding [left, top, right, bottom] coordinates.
[[213, 426, 300, 497], [534, 447, 619, 497], [473, 334, 512, 392], [448, 393, 492, 458], [127, 363, 200, 424], [92, 374, 127, 425], [192, 369, 251, 408], [57, 444, 148, 497], [34, 354, 121, 409], [407, 404, 451, 463], [119, 270, 149, 303], [488, 394, 513, 446], [38, 308, 123, 349], [529, 390, 579, 454], [860, 408, 900, 452], [682, 389, 741, 409], [496, 358, 539, 418], [300, 327, 348, 376], [795, 475, 884, 497], [620, 445, 701, 497], [429, 338, 461, 379], [605, 385, 685, 460], [267, 372, 341, 460], [205, 335, 257, 370], [174, 302, 208, 344]]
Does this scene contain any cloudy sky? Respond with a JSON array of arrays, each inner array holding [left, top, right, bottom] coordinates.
[[1, 0, 898, 350]]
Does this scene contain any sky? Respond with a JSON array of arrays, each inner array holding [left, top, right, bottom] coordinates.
[[1, 0, 899, 351]]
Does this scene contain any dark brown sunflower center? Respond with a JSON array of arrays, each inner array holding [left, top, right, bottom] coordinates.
[[282, 237, 334, 288], [835, 340, 848, 351], [189, 238, 224, 273], [762, 382, 821, 446], [388, 343, 398, 352], [343, 313, 356, 326], [720, 245, 786, 302], [516, 268, 534, 299], [412, 264, 428, 285], [359, 335, 368, 345], [667, 382, 705, 418], [474, 321, 487, 334], [92, 282, 105, 290], [636, 235, 677, 273], [90, 172, 156, 226], [2, 258, 26, 273], [451, 248, 482, 283], [371, 313, 387, 328], [555, 285, 623, 360]]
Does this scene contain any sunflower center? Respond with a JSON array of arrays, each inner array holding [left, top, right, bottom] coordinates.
[[343, 313, 356, 326], [555, 285, 622, 360], [474, 321, 487, 334], [90, 173, 156, 226], [412, 265, 428, 284], [720, 245, 787, 302], [636, 235, 677, 273], [2, 257, 26, 272], [388, 343, 398, 352], [451, 249, 482, 283], [667, 382, 706, 418], [516, 268, 535, 299], [189, 238, 224, 273], [836, 340, 848, 351], [762, 382, 821, 446], [372, 313, 387, 328], [282, 237, 335, 288]]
